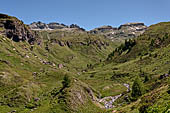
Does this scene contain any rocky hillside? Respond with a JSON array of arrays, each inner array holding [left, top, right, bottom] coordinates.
[[90, 23, 147, 40], [107, 22, 170, 63], [0, 13, 121, 113], [0, 14, 36, 44], [101, 21, 170, 112], [29, 22, 147, 41], [1, 13, 170, 113]]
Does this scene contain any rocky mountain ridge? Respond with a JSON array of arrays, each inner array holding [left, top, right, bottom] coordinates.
[[29, 22, 147, 40], [29, 21, 85, 31], [1, 13, 170, 113], [90, 22, 147, 40]]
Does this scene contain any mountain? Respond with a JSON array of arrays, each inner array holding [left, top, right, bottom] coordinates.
[[29, 21, 85, 31], [107, 22, 170, 63], [0, 13, 120, 113], [29, 22, 147, 41], [90, 22, 147, 40], [1, 13, 170, 113], [103, 21, 170, 112]]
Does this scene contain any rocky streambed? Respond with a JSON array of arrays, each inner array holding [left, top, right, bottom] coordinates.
[[99, 83, 130, 109]]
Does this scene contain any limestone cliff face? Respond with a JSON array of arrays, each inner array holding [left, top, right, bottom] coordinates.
[[29, 22, 85, 31], [29, 20, 147, 41], [90, 23, 147, 40], [0, 14, 36, 44]]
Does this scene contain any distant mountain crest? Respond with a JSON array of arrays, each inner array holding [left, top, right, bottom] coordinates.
[[90, 22, 147, 40], [29, 21, 147, 40], [29, 21, 85, 31]]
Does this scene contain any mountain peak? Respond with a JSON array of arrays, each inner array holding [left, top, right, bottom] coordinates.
[[90, 22, 147, 40], [121, 22, 145, 26], [29, 21, 85, 31]]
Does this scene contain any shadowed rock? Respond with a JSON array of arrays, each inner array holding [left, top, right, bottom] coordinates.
[[0, 13, 36, 44]]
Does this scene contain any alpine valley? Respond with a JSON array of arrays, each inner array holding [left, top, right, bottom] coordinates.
[[0, 13, 170, 113]]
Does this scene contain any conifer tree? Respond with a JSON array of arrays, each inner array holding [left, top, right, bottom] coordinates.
[[131, 76, 144, 99]]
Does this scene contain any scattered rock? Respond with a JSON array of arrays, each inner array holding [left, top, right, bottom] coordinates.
[[52, 63, 56, 67], [0, 59, 10, 65], [58, 40, 65, 46], [32, 72, 38, 77], [34, 97, 40, 102], [25, 55, 30, 58], [8, 110, 16, 113], [123, 83, 130, 92], [159, 73, 170, 79], [58, 64, 63, 69]]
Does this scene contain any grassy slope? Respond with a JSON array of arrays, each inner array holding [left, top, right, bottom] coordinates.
[[82, 22, 170, 112], [2, 14, 170, 113], [0, 24, 121, 113], [107, 22, 170, 63]]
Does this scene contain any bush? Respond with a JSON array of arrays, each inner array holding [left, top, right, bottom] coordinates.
[[131, 76, 144, 100], [62, 75, 71, 88], [144, 75, 149, 83]]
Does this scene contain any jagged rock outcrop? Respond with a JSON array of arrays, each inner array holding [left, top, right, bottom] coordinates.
[[48, 22, 68, 29], [0, 14, 36, 44], [29, 21, 68, 30], [70, 24, 85, 31], [90, 23, 147, 40], [90, 25, 118, 34], [29, 22, 85, 31], [29, 21, 49, 29], [118, 22, 146, 30], [29, 21, 146, 40]]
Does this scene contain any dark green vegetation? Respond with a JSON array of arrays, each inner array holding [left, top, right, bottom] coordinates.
[[0, 13, 170, 113], [131, 76, 144, 100]]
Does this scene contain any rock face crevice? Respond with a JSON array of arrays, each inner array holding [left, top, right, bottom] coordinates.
[[0, 14, 36, 44]]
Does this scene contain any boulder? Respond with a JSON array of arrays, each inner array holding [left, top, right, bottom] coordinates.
[[58, 64, 63, 69]]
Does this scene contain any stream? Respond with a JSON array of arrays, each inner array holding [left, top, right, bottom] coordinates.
[[98, 83, 130, 109]]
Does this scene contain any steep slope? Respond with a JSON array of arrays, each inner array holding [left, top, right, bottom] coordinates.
[[83, 21, 170, 112], [0, 14, 36, 44], [107, 22, 170, 63]]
